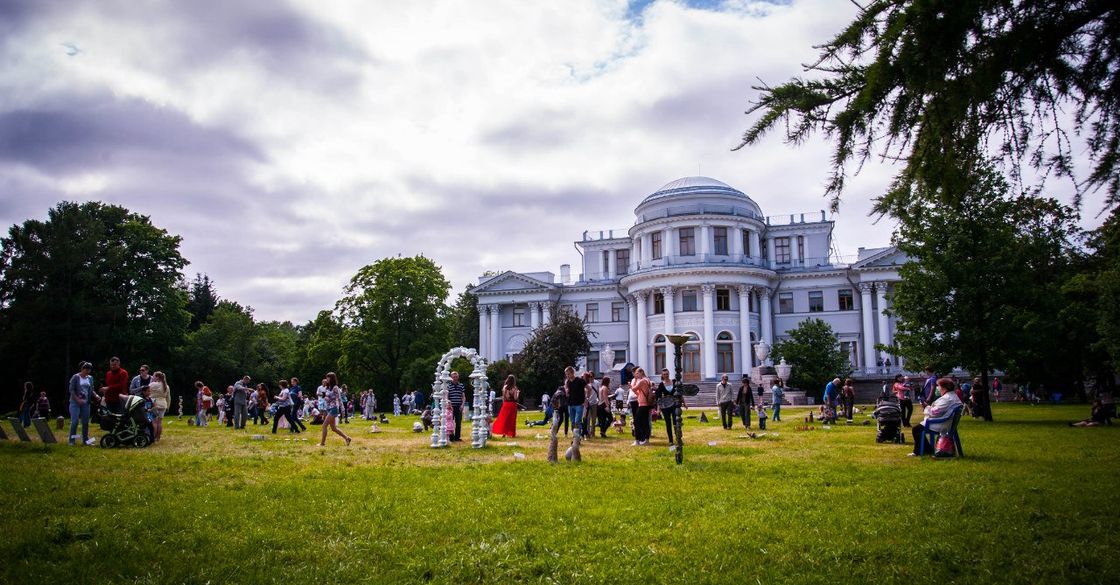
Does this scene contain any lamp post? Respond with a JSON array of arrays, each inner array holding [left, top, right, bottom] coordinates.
[[664, 334, 700, 465]]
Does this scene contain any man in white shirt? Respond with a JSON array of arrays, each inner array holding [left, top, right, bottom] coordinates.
[[910, 377, 963, 456]]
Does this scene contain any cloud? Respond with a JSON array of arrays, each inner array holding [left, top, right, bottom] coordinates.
[[0, 0, 969, 323]]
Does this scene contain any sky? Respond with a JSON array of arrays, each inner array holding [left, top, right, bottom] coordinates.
[[0, 0, 1098, 323]]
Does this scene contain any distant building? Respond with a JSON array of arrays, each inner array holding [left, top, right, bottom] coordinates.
[[473, 177, 904, 380]]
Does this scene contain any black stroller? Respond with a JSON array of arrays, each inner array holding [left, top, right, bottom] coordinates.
[[99, 395, 153, 448], [873, 398, 904, 444]]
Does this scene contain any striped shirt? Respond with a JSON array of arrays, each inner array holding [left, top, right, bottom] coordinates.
[[446, 382, 466, 406]]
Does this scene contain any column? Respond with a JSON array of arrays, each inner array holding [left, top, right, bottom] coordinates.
[[700, 225, 711, 259], [641, 233, 653, 267], [607, 248, 616, 279], [749, 230, 760, 263], [478, 305, 489, 358], [766, 235, 776, 267], [859, 283, 877, 370], [730, 226, 742, 259], [738, 285, 752, 374], [876, 282, 892, 361], [701, 284, 716, 379], [636, 289, 654, 367], [599, 250, 608, 279], [759, 287, 773, 346], [664, 227, 675, 258], [542, 302, 551, 325], [628, 297, 639, 366], [662, 286, 676, 370], [530, 301, 540, 330], [489, 304, 502, 362], [631, 240, 640, 272]]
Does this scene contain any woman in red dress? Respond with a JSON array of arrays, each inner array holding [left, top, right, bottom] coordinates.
[[491, 375, 520, 438]]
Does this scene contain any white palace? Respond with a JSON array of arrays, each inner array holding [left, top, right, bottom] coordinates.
[[473, 177, 906, 381]]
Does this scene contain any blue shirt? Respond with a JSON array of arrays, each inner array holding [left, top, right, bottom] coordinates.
[[823, 381, 838, 402]]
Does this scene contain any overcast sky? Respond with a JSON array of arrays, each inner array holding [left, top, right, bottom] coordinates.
[[0, 0, 1099, 323]]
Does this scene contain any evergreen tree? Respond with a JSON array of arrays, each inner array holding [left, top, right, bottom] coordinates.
[[770, 319, 851, 400]]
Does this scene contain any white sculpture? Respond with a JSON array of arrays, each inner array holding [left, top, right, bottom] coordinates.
[[430, 347, 491, 449]]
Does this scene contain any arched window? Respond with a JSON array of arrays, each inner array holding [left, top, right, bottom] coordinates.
[[653, 334, 666, 373], [682, 332, 701, 381], [717, 331, 735, 374]]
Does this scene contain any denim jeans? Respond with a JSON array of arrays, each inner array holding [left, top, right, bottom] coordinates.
[[718, 401, 735, 429], [568, 405, 584, 437], [68, 401, 90, 444], [19, 404, 33, 427], [772, 403, 781, 421]]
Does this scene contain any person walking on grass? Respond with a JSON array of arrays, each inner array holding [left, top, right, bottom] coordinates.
[[319, 372, 351, 446], [655, 369, 686, 447], [148, 371, 171, 442], [736, 375, 755, 429], [491, 374, 520, 438], [564, 366, 587, 460], [273, 380, 301, 434], [716, 374, 735, 430], [19, 381, 36, 427], [289, 378, 307, 431], [68, 362, 99, 446], [842, 378, 856, 422], [232, 376, 251, 429], [631, 367, 652, 446]]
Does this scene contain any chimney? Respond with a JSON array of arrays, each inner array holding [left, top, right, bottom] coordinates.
[[560, 264, 571, 285]]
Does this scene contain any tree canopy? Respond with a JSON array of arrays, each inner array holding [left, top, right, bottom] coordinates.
[[771, 318, 851, 398], [515, 307, 594, 399], [736, 0, 1119, 213]]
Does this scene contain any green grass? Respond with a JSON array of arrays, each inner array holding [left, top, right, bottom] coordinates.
[[1, 404, 1117, 584]]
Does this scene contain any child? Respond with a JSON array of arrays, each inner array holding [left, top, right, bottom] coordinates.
[[756, 403, 768, 430], [421, 406, 433, 431], [36, 391, 51, 419]]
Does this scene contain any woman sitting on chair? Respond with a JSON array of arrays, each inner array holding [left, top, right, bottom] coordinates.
[[909, 378, 963, 457]]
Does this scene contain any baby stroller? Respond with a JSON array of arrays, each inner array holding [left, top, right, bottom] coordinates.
[[872, 398, 904, 444], [99, 395, 153, 448]]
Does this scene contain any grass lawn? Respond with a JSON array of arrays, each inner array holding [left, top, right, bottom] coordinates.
[[1, 403, 1116, 584]]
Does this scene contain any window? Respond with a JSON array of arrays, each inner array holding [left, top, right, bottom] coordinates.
[[682, 290, 698, 312], [838, 289, 854, 311], [774, 237, 791, 264], [679, 227, 696, 256], [585, 303, 599, 323], [586, 353, 599, 376], [683, 333, 700, 378], [513, 306, 526, 327], [653, 292, 664, 314], [778, 292, 794, 314], [716, 288, 731, 311], [651, 232, 662, 259], [797, 235, 805, 263], [808, 290, 824, 312], [614, 350, 626, 365], [716, 331, 735, 373], [654, 335, 666, 372], [742, 229, 751, 257], [611, 302, 625, 322], [840, 341, 858, 367], [602, 250, 610, 277], [713, 227, 728, 255], [616, 249, 630, 275], [560, 304, 574, 315]]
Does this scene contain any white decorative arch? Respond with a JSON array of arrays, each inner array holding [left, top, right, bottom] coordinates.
[[429, 347, 492, 449]]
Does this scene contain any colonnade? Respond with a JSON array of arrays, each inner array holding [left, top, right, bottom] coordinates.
[[858, 281, 894, 370]]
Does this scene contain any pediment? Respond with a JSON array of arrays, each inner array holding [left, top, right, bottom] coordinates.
[[474, 271, 555, 294], [851, 247, 909, 269]]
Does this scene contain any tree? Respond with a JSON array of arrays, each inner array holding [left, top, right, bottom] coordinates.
[[185, 273, 219, 331], [736, 1, 1120, 213], [770, 319, 851, 399], [889, 166, 1078, 391], [515, 307, 594, 400], [335, 255, 452, 394], [448, 285, 480, 349], [0, 201, 190, 410]]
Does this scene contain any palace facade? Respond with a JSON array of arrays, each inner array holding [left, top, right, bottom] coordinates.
[[473, 177, 905, 381]]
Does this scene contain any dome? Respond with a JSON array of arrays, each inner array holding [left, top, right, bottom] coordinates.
[[639, 176, 749, 206]]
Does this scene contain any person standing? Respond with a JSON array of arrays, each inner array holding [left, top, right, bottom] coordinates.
[[393, 394, 401, 416], [563, 366, 587, 460], [491, 374, 520, 438], [841, 378, 856, 421], [970, 377, 994, 422], [148, 371, 172, 442], [991, 377, 1003, 402], [597, 376, 612, 438], [582, 372, 598, 440], [770, 379, 785, 422], [129, 365, 152, 397], [655, 369, 686, 446], [19, 381, 36, 427], [318, 372, 352, 446], [631, 367, 652, 446], [736, 375, 755, 429], [255, 384, 271, 426], [289, 378, 307, 431], [715, 374, 735, 430], [68, 362, 99, 445], [446, 371, 466, 442], [194, 381, 211, 427], [99, 357, 129, 414], [822, 377, 841, 423], [272, 380, 301, 434], [919, 367, 937, 406], [892, 374, 913, 427], [340, 385, 350, 424], [232, 376, 251, 429]]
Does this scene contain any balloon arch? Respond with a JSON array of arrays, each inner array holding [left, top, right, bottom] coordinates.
[[429, 347, 492, 449]]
